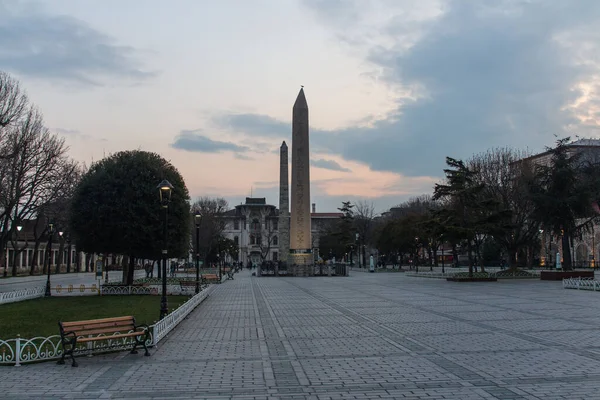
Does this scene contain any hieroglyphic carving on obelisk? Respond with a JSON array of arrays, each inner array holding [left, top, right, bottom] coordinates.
[[289, 88, 312, 269]]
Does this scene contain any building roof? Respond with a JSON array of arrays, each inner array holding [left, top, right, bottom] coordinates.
[[311, 212, 343, 218], [245, 197, 266, 205], [570, 138, 600, 146]]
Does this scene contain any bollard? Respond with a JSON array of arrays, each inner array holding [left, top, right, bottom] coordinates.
[[14, 335, 21, 367]]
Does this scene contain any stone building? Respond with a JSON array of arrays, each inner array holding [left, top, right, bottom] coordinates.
[[220, 197, 342, 266]]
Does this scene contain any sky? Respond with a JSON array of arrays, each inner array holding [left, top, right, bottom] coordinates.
[[2, 0, 600, 214]]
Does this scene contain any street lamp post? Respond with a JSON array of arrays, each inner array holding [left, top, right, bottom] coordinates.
[[355, 233, 360, 267], [218, 253, 222, 281], [58, 231, 64, 274], [15, 225, 22, 276], [415, 236, 419, 273], [441, 244, 445, 274], [66, 234, 72, 273], [44, 223, 54, 297], [195, 213, 202, 294], [157, 179, 173, 320]]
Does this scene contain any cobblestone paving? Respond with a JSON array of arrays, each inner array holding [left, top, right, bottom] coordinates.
[[3, 271, 600, 399]]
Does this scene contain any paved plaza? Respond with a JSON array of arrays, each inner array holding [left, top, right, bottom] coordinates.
[[3, 271, 600, 399]]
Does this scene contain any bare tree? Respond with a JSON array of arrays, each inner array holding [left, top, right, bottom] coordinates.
[[0, 71, 28, 159], [258, 217, 277, 261], [468, 147, 537, 269], [0, 107, 75, 275], [354, 200, 376, 267]]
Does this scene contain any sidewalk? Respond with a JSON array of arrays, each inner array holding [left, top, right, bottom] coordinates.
[[2, 270, 600, 399], [0, 270, 147, 292]]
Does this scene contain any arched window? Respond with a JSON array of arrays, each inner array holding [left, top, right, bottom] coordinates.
[[251, 219, 260, 231], [234, 236, 239, 245], [273, 236, 278, 246]]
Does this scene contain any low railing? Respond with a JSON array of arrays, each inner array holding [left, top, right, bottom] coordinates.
[[405, 267, 538, 279], [0, 286, 45, 305], [563, 277, 600, 291], [0, 331, 154, 367], [152, 285, 215, 345], [404, 271, 456, 278], [0, 285, 216, 366]]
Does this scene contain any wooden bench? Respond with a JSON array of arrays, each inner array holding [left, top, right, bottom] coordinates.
[[201, 273, 220, 285], [57, 316, 150, 367], [179, 280, 202, 292]]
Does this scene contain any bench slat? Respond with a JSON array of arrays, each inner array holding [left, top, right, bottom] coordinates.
[[77, 332, 143, 342], [70, 326, 136, 337], [63, 320, 135, 331], [62, 316, 134, 327]]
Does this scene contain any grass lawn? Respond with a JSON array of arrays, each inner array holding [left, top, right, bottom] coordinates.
[[0, 295, 190, 339]]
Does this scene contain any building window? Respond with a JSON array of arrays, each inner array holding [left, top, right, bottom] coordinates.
[[251, 219, 260, 231], [250, 234, 256, 245], [273, 236, 278, 246], [234, 220, 239, 230], [234, 236, 239, 245], [273, 252, 278, 261], [273, 220, 278, 230]]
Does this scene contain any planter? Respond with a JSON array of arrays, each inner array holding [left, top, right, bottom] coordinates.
[[540, 270, 594, 281], [446, 277, 498, 282]]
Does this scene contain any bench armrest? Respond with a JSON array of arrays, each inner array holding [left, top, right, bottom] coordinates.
[[133, 324, 151, 343], [62, 331, 77, 340], [134, 324, 149, 333]]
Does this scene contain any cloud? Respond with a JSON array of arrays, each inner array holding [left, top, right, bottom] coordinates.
[[311, 158, 351, 172], [213, 113, 289, 137], [0, 1, 156, 85], [53, 127, 107, 142], [235, 0, 600, 178], [171, 129, 249, 154], [234, 153, 253, 161]]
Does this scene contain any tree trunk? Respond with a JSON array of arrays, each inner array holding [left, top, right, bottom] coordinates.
[[11, 243, 19, 277], [127, 256, 135, 285], [452, 244, 459, 268], [43, 245, 49, 274], [362, 242, 366, 269], [121, 255, 128, 283], [475, 243, 485, 273], [31, 240, 41, 275], [56, 241, 64, 274], [467, 241, 474, 277], [562, 234, 572, 270], [433, 248, 438, 267]]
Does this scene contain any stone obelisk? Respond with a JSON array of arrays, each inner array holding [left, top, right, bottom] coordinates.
[[278, 141, 290, 271], [289, 88, 312, 275]]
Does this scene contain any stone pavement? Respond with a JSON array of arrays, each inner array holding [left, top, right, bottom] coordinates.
[[3, 271, 600, 399]]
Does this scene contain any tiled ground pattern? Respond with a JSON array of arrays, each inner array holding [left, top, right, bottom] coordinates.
[[2, 271, 600, 399]]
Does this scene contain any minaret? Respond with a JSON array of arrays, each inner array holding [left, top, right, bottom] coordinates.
[[289, 88, 313, 275], [278, 141, 290, 267]]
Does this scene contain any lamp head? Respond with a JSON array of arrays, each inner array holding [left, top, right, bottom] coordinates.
[[16, 225, 22, 232], [157, 179, 174, 204]]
